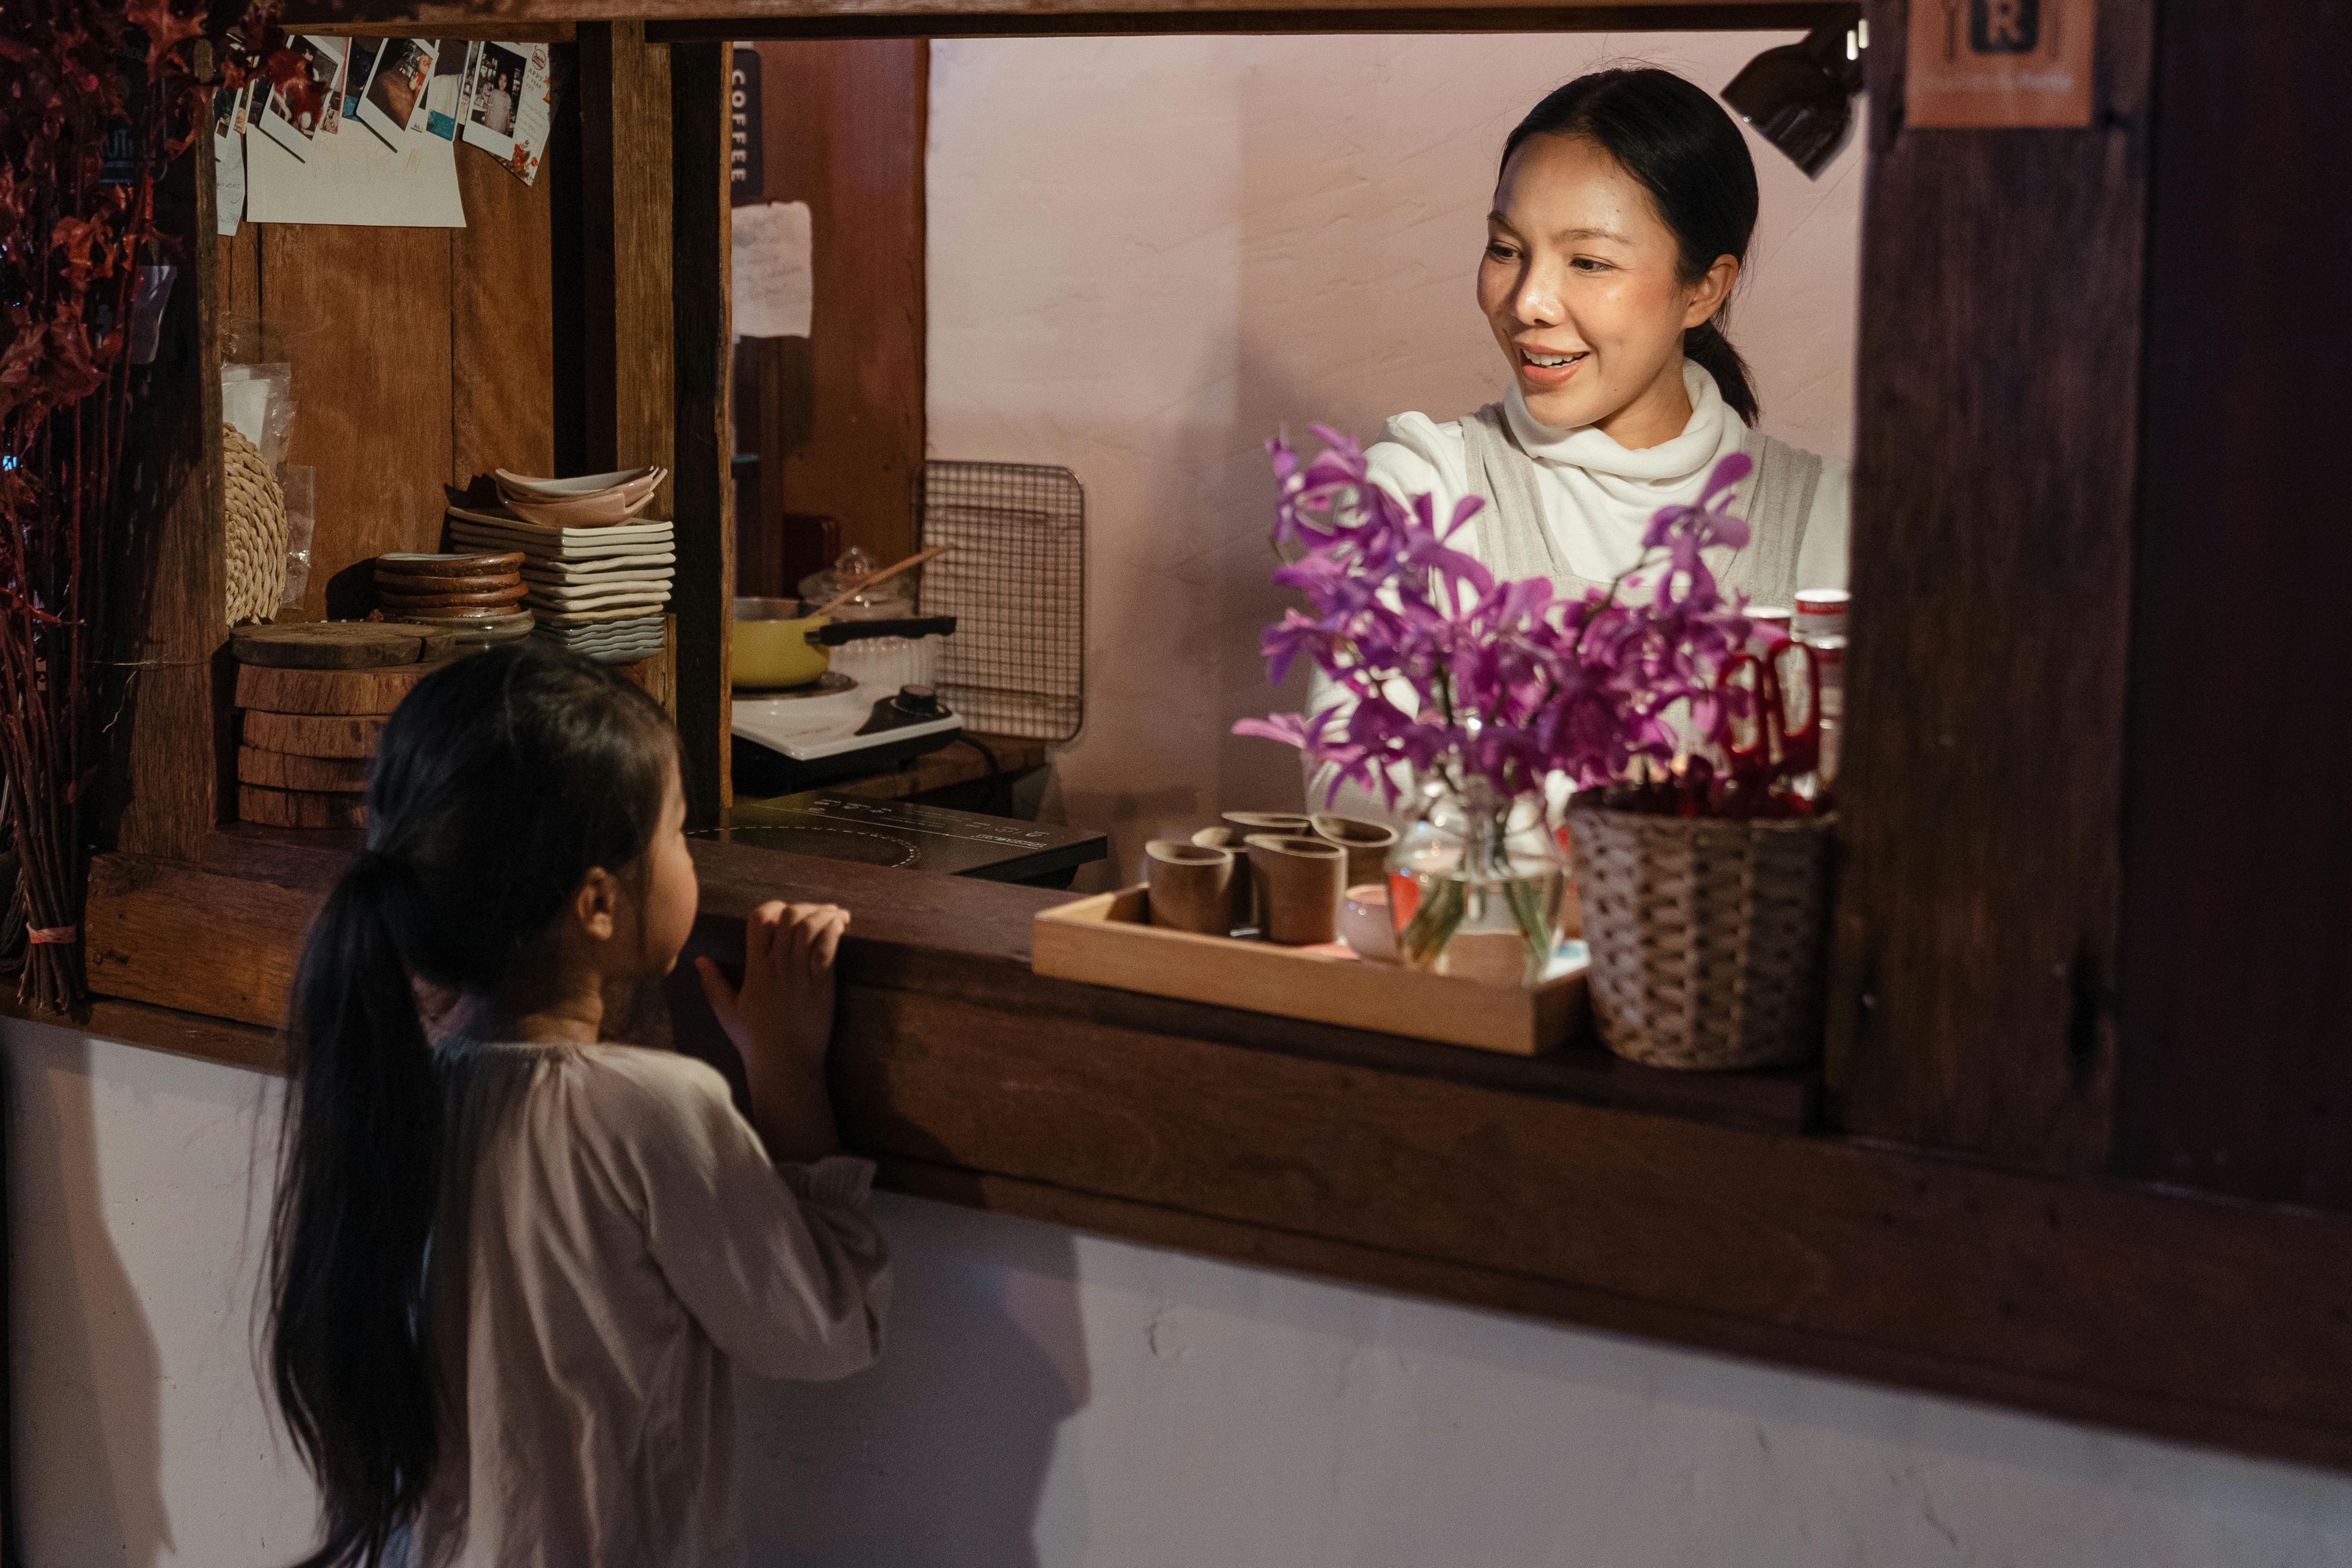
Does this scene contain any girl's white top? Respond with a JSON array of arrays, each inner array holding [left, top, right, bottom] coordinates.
[[406, 1039, 891, 1568], [1363, 362, 1850, 592]]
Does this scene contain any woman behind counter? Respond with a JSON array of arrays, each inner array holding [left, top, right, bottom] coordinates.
[[1367, 65, 1849, 604]]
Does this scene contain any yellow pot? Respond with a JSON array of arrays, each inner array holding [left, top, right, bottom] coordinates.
[[732, 598, 831, 689]]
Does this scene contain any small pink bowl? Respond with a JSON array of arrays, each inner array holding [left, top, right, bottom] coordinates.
[[1339, 882, 1397, 963]]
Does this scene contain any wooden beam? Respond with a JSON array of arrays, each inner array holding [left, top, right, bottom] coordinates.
[[1823, 0, 2150, 1172], [2110, 4, 2352, 1207], [670, 42, 736, 825], [104, 129, 228, 860], [575, 23, 683, 709], [275, 18, 579, 37], [276, 0, 1836, 28], [663, 2, 1838, 36], [874, 1160, 2352, 1475]]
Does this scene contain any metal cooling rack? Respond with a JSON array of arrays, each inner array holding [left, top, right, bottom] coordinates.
[[914, 461, 1085, 742]]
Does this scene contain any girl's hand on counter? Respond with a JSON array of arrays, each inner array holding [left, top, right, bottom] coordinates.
[[695, 902, 850, 1163], [697, 901, 848, 1069]]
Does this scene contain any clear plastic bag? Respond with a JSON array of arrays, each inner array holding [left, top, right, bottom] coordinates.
[[220, 362, 293, 469], [279, 465, 316, 609]]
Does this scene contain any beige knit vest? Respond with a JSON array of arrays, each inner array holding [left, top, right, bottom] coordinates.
[[1456, 403, 1823, 607]]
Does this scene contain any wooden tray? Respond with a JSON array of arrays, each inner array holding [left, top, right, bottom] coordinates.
[[1033, 886, 1587, 1056]]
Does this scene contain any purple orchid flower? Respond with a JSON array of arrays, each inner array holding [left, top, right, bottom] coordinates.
[[1237, 429, 1762, 806]]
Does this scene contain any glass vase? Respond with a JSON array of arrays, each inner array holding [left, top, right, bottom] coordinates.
[[1386, 777, 1571, 986]]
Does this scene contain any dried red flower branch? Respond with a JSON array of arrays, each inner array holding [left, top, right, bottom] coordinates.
[[0, 0, 295, 1007]]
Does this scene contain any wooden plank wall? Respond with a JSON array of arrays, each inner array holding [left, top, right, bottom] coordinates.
[[736, 41, 928, 572], [1823, 0, 2151, 1172], [2110, 4, 2352, 1207], [214, 150, 556, 623]]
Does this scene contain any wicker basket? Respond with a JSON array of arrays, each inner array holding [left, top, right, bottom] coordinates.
[[1565, 802, 1835, 1071], [223, 421, 288, 627]]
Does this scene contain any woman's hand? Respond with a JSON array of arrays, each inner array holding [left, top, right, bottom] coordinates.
[[694, 901, 850, 1162]]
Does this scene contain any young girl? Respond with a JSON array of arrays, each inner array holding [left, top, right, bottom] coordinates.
[[267, 644, 890, 1568]]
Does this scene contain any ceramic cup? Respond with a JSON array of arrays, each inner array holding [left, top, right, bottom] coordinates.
[[1223, 810, 1312, 836], [1309, 813, 1399, 890], [1191, 826, 1257, 930], [1243, 833, 1346, 946], [1340, 882, 1398, 963], [1146, 841, 1235, 936]]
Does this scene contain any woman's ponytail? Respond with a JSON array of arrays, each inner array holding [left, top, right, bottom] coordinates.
[[1684, 318, 1760, 425], [271, 856, 444, 1568]]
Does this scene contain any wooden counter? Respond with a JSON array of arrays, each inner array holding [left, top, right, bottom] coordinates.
[[17, 827, 2352, 1475]]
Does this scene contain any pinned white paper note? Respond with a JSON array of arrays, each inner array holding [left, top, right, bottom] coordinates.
[[247, 116, 466, 228], [731, 200, 812, 339], [215, 126, 244, 235], [210, 82, 244, 235]]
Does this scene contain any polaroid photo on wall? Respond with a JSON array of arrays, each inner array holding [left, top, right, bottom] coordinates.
[[315, 38, 349, 135], [232, 80, 254, 136], [341, 37, 384, 124], [423, 40, 477, 140], [357, 37, 435, 148], [460, 42, 531, 160], [497, 43, 555, 186], [257, 35, 346, 162]]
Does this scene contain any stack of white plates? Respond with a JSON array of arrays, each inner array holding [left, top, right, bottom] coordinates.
[[445, 506, 674, 665]]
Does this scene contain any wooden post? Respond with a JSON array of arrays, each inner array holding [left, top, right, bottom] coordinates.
[[575, 23, 683, 716], [1822, 0, 2154, 1171], [671, 41, 735, 825], [105, 132, 229, 860]]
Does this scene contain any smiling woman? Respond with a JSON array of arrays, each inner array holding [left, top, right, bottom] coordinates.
[[1366, 68, 1849, 608]]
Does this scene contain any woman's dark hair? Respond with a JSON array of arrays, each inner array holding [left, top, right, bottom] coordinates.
[[267, 643, 680, 1567], [1500, 67, 1764, 424]]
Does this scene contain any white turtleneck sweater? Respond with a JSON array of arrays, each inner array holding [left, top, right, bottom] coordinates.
[[1364, 362, 1849, 595]]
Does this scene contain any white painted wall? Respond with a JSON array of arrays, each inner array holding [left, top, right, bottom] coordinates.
[[926, 34, 1865, 878], [16, 1014, 2352, 1566]]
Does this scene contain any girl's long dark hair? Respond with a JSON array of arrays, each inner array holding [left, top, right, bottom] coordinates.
[[1501, 68, 1764, 424], [267, 644, 679, 1567]]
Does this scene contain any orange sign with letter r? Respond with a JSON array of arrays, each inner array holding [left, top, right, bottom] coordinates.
[[1906, 0, 2098, 127]]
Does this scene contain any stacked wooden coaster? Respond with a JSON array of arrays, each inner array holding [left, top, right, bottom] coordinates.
[[373, 551, 534, 646], [231, 622, 455, 829]]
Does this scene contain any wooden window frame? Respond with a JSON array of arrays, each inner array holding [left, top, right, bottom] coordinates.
[[41, 0, 2352, 1474]]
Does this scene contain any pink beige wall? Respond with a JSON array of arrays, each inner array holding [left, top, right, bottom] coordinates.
[[925, 33, 1864, 878]]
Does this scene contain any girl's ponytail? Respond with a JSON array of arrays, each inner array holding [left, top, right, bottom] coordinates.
[[1683, 318, 1760, 426], [266, 644, 680, 1567], [271, 856, 443, 1568]]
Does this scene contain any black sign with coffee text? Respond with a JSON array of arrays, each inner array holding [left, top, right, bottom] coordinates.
[[729, 47, 763, 206]]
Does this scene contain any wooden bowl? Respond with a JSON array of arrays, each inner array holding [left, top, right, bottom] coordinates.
[[492, 465, 664, 501], [497, 487, 660, 528]]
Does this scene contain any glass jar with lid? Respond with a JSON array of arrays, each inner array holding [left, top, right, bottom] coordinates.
[[797, 547, 916, 622]]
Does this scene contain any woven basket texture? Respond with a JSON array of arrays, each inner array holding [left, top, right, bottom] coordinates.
[[223, 422, 288, 627], [1566, 803, 1835, 1071]]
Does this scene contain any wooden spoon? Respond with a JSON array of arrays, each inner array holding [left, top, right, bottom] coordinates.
[[809, 544, 953, 618]]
